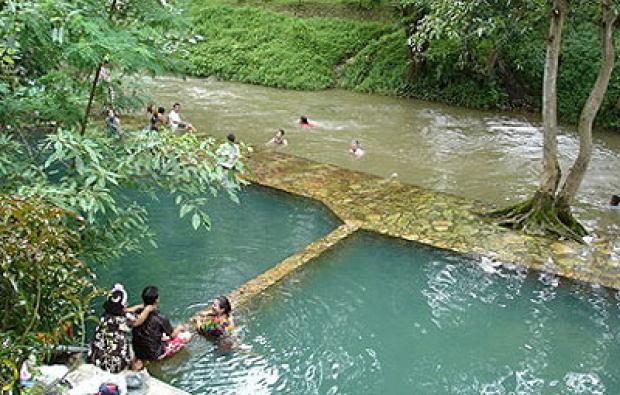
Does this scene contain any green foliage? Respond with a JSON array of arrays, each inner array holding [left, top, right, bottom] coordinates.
[[2, 127, 248, 264], [186, 5, 389, 90], [0, 196, 97, 390], [0, 0, 187, 130], [1, 1, 250, 379], [340, 31, 408, 94], [556, 23, 620, 128], [0, 125, 249, 388], [178, 0, 620, 127]]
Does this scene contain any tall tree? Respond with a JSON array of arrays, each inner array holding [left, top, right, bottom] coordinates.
[[491, 0, 619, 242], [401, 0, 619, 241]]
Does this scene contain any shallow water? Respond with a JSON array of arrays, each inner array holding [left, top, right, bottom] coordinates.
[[145, 77, 620, 235], [159, 232, 620, 395]]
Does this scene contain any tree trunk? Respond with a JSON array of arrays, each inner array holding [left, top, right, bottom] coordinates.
[[539, 0, 567, 195], [558, 0, 618, 204], [487, 0, 586, 242], [402, 5, 428, 81], [79, 0, 119, 136]]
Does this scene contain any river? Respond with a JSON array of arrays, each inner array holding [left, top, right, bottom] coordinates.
[[145, 76, 620, 236]]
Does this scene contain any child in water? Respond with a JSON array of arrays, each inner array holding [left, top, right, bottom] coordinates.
[[299, 116, 315, 127], [193, 296, 235, 339], [349, 139, 365, 157], [266, 129, 288, 147]]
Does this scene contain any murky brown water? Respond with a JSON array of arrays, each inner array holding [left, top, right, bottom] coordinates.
[[145, 76, 620, 235]]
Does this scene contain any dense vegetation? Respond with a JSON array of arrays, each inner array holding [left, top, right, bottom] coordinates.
[[0, 1, 246, 389], [185, 0, 620, 129], [2, 0, 618, 389], [186, 5, 392, 90]]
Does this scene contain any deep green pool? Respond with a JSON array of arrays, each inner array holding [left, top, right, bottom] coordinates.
[[93, 185, 341, 324], [157, 231, 620, 395]]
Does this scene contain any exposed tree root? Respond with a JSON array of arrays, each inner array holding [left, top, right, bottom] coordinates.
[[486, 191, 588, 243]]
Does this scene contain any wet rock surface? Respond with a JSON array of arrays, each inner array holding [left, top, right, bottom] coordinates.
[[231, 150, 620, 299]]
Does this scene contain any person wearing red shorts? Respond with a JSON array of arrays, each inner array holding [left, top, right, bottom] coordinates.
[[131, 286, 192, 369]]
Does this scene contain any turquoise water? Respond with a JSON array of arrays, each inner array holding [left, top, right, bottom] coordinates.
[[93, 185, 341, 324], [159, 231, 620, 395]]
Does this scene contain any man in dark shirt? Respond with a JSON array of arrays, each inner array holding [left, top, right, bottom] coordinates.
[[132, 286, 191, 367]]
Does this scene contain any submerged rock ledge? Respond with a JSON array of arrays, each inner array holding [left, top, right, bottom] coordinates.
[[233, 150, 620, 299]]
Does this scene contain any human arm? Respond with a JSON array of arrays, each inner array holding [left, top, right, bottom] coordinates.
[[171, 324, 186, 339], [125, 304, 144, 314], [132, 304, 156, 327]]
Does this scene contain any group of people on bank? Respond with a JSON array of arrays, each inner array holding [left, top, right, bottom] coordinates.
[[88, 284, 235, 374], [146, 103, 242, 172]]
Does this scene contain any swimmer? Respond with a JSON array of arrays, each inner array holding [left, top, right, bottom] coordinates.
[[299, 116, 315, 127], [266, 129, 288, 147], [193, 295, 237, 352], [349, 139, 365, 157], [193, 296, 235, 338], [610, 194, 620, 207]]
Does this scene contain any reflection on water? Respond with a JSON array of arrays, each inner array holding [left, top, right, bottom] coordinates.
[[146, 77, 620, 235], [160, 232, 620, 394]]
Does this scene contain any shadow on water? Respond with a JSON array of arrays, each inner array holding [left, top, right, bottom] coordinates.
[[145, 77, 620, 237]]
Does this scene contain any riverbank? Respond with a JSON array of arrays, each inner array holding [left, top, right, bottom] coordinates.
[[184, 1, 620, 129]]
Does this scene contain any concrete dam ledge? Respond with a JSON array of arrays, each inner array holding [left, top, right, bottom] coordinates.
[[234, 150, 620, 297]]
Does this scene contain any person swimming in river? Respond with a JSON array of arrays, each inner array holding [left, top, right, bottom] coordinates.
[[299, 116, 315, 127], [266, 129, 288, 147], [349, 139, 365, 157]]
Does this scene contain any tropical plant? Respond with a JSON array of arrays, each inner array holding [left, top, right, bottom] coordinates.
[[186, 4, 389, 90], [0, 196, 96, 392], [395, 0, 620, 241], [0, 1, 248, 389]]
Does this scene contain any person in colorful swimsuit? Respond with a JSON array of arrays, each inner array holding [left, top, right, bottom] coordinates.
[[193, 295, 236, 350]]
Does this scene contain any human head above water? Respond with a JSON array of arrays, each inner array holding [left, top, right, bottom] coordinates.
[[142, 285, 159, 306], [227, 133, 236, 143], [277, 129, 285, 136], [213, 295, 232, 316], [299, 116, 309, 125], [611, 194, 620, 206]]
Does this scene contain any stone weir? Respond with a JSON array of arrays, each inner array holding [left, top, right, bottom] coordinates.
[[224, 149, 620, 308]]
